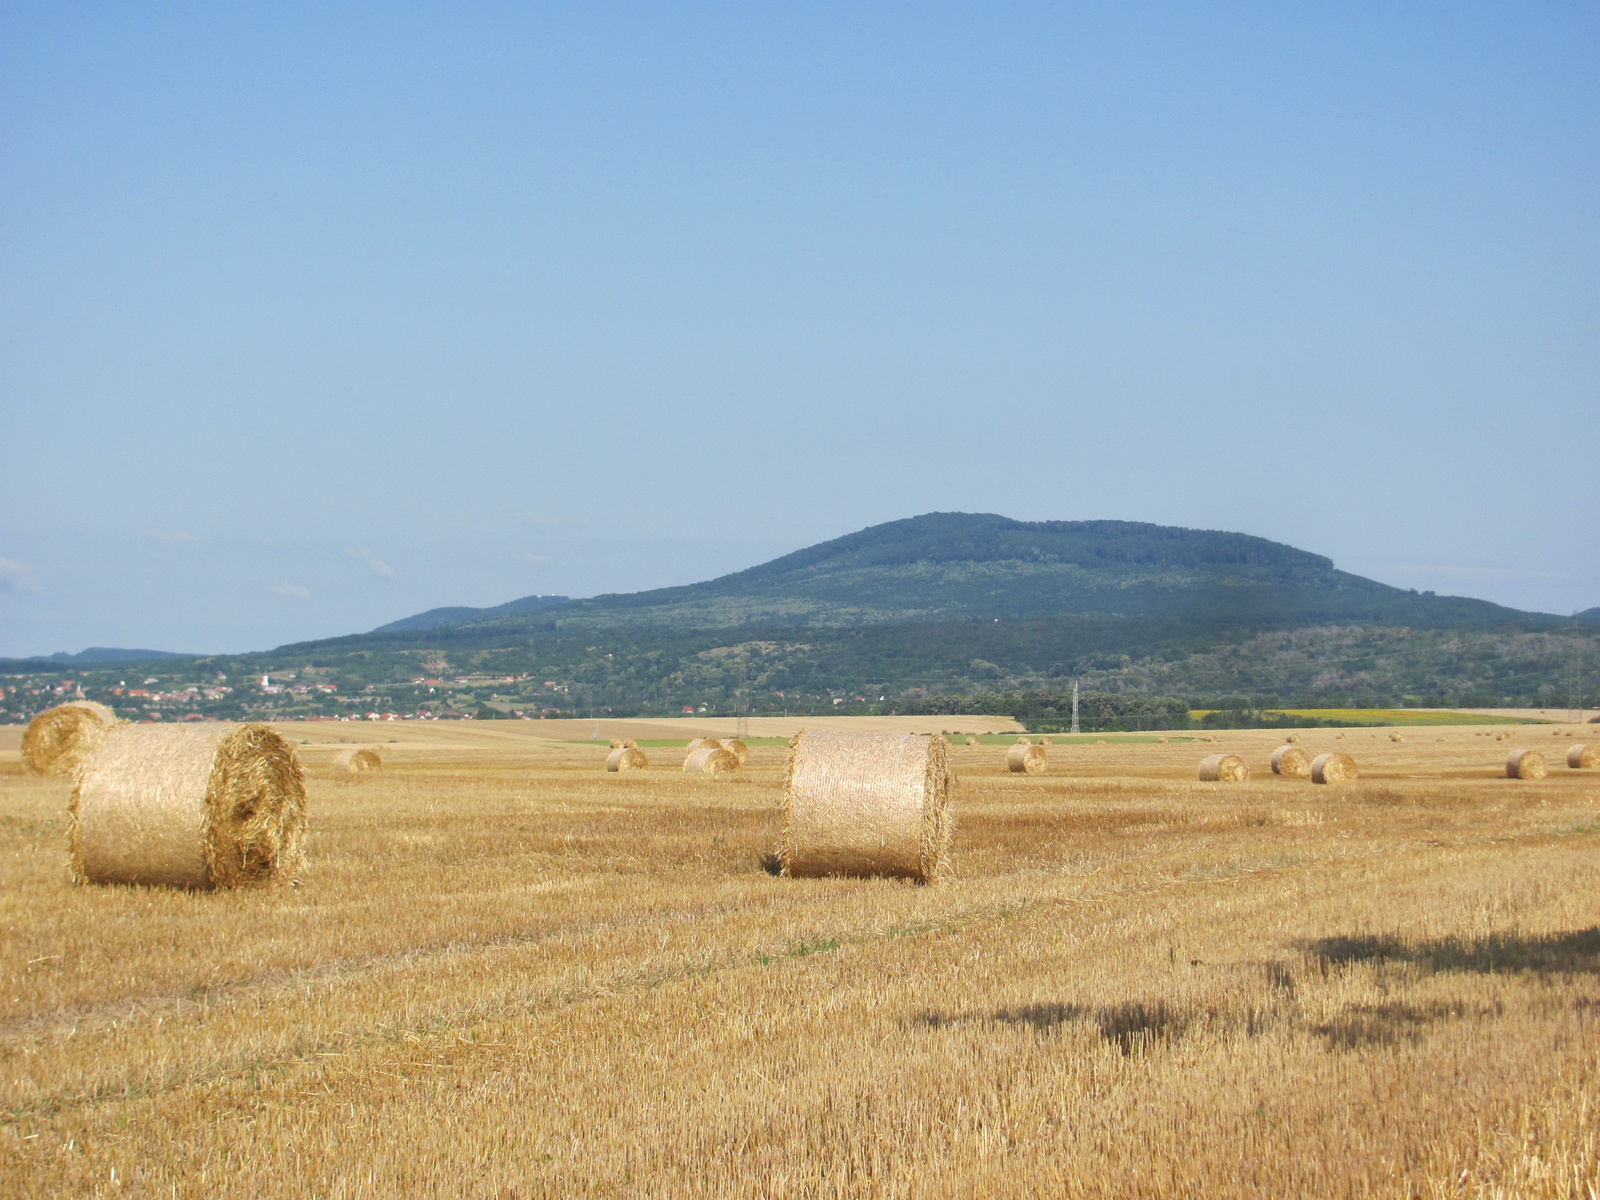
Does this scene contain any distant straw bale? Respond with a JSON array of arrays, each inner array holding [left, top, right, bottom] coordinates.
[[1015, 737, 1031, 745], [1389, 733, 1405, 743], [1567, 744, 1597, 769], [1270, 746, 1311, 778], [606, 747, 648, 772], [70, 723, 305, 889], [1039, 736, 1053, 745], [723, 739, 750, 766], [609, 739, 623, 749], [964, 736, 979, 746], [623, 739, 638, 749], [1505, 749, 1547, 780], [780, 730, 952, 882], [334, 748, 382, 774], [683, 746, 737, 779], [22, 702, 119, 777], [686, 737, 722, 754], [1311, 752, 1357, 784], [1285, 734, 1299, 744], [1006, 744, 1047, 774], [1198, 754, 1247, 782]]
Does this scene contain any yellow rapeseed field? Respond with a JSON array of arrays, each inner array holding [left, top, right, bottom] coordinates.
[[2, 721, 1599, 1198]]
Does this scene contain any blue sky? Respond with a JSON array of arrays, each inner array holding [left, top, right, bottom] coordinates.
[[2, 2, 1596, 656]]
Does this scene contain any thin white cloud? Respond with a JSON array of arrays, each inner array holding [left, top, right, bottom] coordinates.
[[142, 528, 200, 545], [516, 509, 571, 528], [0, 557, 41, 594], [272, 583, 312, 599], [347, 545, 398, 578], [524, 553, 550, 565]]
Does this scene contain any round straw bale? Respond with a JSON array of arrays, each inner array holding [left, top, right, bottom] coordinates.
[[623, 739, 638, 749], [1567, 744, 1597, 769], [609, 739, 623, 749], [1285, 734, 1299, 744], [22, 701, 120, 777], [606, 746, 648, 772], [1039, 736, 1053, 745], [1311, 752, 1357, 784], [1015, 736, 1031, 745], [683, 746, 737, 778], [1198, 753, 1247, 782], [1270, 745, 1312, 777], [1158, 736, 1168, 744], [1006, 744, 1047, 774], [1505, 749, 1547, 780], [1389, 733, 1405, 743], [780, 730, 952, 882], [722, 738, 750, 765], [964, 736, 979, 746], [70, 723, 305, 889], [686, 737, 722, 754], [333, 747, 382, 774]]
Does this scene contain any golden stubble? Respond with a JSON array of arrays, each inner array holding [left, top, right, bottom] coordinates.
[[1, 728, 1598, 1198]]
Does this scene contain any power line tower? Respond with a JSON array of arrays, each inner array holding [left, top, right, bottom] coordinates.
[[1071, 679, 1080, 736]]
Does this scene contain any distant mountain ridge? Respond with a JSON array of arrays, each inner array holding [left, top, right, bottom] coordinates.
[[9, 647, 194, 664], [370, 594, 570, 634], [359, 513, 1546, 644]]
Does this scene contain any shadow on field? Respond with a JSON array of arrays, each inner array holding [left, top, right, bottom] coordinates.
[[1302, 927, 1600, 977], [914, 1000, 1189, 1054], [1311, 1000, 1497, 1051]]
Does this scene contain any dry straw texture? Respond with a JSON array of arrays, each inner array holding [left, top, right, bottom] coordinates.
[[1270, 745, 1312, 778], [1198, 753, 1247, 782], [723, 739, 750, 766], [21, 701, 119, 777], [685, 738, 722, 755], [334, 748, 382, 774], [780, 729, 952, 882], [1006, 744, 1047, 774], [1311, 752, 1357, 784], [605, 747, 648, 772], [69, 723, 306, 889], [682, 746, 737, 779], [1506, 749, 1548, 780], [1568, 743, 1597, 769]]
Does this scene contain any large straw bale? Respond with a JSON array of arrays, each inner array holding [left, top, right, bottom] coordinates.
[[606, 746, 648, 772], [723, 738, 750, 766], [1568, 743, 1597, 769], [1270, 745, 1311, 778], [334, 747, 382, 774], [22, 702, 119, 777], [1505, 749, 1547, 780], [683, 746, 737, 778], [1006, 744, 1047, 774], [780, 730, 952, 882], [1311, 752, 1357, 784], [1198, 753, 1247, 782], [70, 723, 305, 889], [686, 737, 723, 755]]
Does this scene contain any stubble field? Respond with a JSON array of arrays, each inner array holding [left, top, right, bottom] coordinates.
[[2, 721, 1599, 1198]]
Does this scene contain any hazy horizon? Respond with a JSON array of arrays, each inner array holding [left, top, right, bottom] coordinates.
[[4, 3, 1596, 657]]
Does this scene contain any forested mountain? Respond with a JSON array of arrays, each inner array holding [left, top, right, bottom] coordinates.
[[8, 515, 1591, 718], [367, 513, 1540, 640]]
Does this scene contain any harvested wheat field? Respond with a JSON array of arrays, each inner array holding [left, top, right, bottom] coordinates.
[[2, 719, 1600, 1198]]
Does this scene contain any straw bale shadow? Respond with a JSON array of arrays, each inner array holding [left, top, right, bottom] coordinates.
[[1302, 928, 1600, 978], [914, 1000, 1188, 1054], [1313, 1000, 1500, 1052]]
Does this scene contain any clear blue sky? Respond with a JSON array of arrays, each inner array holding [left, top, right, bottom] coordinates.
[[3, 2, 1595, 657]]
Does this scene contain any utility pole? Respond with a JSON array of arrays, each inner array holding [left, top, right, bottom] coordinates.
[[1071, 680, 1080, 736]]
